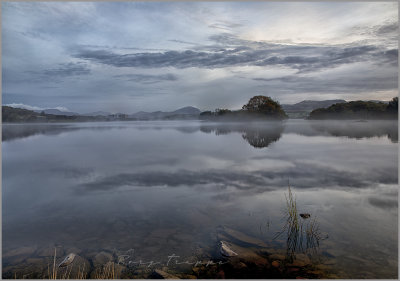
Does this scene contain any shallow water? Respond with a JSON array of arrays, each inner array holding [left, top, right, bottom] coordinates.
[[2, 120, 398, 278]]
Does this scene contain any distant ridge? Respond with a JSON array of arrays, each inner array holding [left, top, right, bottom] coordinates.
[[34, 109, 79, 116], [282, 100, 346, 111], [82, 111, 111, 116], [281, 100, 347, 119], [129, 106, 201, 120], [171, 106, 201, 115]]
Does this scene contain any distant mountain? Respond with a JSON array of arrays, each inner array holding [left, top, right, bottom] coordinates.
[[282, 100, 346, 111], [130, 106, 201, 120], [281, 100, 347, 119], [34, 109, 79, 116], [82, 111, 111, 116], [171, 106, 201, 115]]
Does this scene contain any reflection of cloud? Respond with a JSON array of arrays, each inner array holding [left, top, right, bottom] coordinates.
[[2, 124, 79, 142], [309, 121, 398, 143], [283, 120, 397, 143], [80, 160, 397, 196], [368, 197, 398, 210], [2, 124, 122, 142]]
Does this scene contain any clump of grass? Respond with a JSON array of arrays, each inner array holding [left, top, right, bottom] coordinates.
[[306, 217, 321, 249], [274, 186, 300, 238], [274, 186, 324, 262]]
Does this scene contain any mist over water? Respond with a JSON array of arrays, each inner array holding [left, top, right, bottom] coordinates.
[[2, 120, 398, 278]]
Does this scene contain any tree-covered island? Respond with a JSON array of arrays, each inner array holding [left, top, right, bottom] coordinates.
[[308, 97, 398, 120], [200, 96, 288, 121]]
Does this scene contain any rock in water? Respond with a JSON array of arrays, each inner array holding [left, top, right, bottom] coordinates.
[[299, 213, 311, 219], [58, 253, 76, 267], [220, 241, 238, 257]]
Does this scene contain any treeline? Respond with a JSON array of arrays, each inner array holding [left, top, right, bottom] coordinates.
[[2, 106, 108, 123], [3, 96, 398, 123], [308, 97, 398, 120], [200, 96, 288, 121]]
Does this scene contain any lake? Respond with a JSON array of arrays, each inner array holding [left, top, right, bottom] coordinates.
[[2, 120, 398, 279]]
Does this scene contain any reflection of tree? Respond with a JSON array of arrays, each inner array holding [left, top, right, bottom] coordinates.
[[241, 126, 283, 148], [200, 122, 284, 148], [2, 124, 76, 142], [2, 124, 115, 142], [310, 121, 398, 143]]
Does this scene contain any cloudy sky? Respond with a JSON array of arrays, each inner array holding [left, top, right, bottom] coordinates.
[[2, 2, 398, 113]]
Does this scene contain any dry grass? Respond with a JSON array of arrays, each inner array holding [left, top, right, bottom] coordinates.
[[76, 263, 87, 279], [93, 262, 116, 279], [48, 248, 57, 279]]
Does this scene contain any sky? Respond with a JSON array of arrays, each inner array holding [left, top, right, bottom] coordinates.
[[2, 2, 398, 114]]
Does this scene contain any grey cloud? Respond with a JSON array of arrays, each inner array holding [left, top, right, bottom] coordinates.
[[113, 73, 178, 84], [374, 48, 398, 66], [25, 62, 91, 82], [77, 44, 169, 52], [376, 22, 398, 35], [42, 62, 91, 77], [19, 30, 49, 41], [208, 20, 244, 31], [73, 38, 390, 73], [168, 39, 201, 46], [252, 69, 397, 93]]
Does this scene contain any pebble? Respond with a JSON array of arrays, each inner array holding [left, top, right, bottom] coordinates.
[[272, 261, 280, 268], [93, 251, 113, 266]]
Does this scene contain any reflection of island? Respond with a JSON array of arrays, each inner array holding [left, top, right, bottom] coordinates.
[[2, 124, 78, 142], [2, 124, 118, 142], [309, 120, 398, 143], [200, 122, 284, 148]]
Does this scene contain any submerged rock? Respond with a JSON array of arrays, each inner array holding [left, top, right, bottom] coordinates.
[[220, 241, 238, 257], [4, 246, 37, 258], [152, 269, 180, 279], [58, 253, 76, 267], [93, 251, 114, 266], [221, 227, 268, 247]]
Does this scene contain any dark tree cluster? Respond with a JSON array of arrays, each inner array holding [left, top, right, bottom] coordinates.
[[200, 96, 288, 121], [2, 106, 41, 122], [308, 97, 398, 120]]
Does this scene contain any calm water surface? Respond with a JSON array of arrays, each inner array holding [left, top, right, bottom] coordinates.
[[2, 120, 398, 278]]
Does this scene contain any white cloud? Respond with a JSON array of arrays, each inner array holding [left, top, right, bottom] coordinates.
[[4, 103, 70, 112]]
